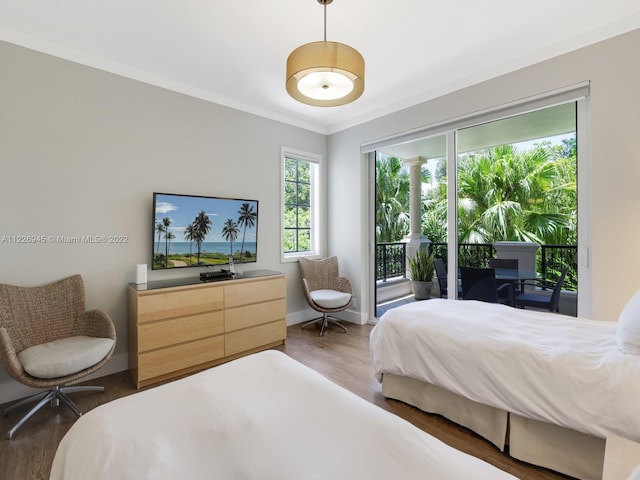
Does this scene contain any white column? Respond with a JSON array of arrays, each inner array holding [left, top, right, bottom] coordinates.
[[402, 156, 430, 261]]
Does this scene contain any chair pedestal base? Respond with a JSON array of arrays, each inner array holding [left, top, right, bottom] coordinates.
[[4, 384, 104, 439], [301, 313, 348, 336]]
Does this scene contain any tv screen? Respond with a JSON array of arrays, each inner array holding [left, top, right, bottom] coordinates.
[[152, 192, 258, 270]]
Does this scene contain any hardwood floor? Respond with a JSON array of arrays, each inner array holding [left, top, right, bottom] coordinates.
[[0, 323, 572, 480]]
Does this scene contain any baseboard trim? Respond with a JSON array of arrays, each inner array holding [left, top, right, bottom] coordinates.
[[287, 307, 365, 326]]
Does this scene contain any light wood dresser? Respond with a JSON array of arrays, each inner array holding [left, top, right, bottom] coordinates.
[[128, 270, 286, 388]]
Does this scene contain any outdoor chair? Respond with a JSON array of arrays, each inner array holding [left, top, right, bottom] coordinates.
[[460, 266, 513, 305], [434, 258, 462, 298], [514, 266, 569, 313], [489, 258, 520, 304]]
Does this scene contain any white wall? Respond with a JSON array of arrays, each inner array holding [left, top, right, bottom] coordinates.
[[0, 41, 326, 402], [328, 28, 640, 324]]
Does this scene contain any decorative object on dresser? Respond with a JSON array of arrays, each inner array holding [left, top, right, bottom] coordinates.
[[128, 270, 286, 388], [0, 274, 116, 438]]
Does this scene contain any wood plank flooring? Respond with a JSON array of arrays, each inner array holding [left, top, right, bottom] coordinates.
[[0, 323, 572, 480]]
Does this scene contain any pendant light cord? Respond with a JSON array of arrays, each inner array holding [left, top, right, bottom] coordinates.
[[323, 2, 327, 41]]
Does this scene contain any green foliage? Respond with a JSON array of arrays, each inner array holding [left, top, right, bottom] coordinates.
[[376, 154, 408, 242], [408, 249, 435, 282], [419, 138, 577, 246], [284, 158, 312, 253], [376, 154, 411, 242]]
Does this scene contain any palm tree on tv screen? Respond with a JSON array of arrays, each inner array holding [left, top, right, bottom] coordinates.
[[155, 221, 165, 256], [166, 231, 175, 266], [222, 219, 239, 259], [192, 210, 212, 265], [237, 202, 257, 261], [162, 217, 172, 268], [183, 224, 196, 265]]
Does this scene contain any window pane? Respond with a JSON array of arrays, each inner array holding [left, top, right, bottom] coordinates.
[[298, 162, 310, 183], [298, 229, 311, 251], [297, 184, 310, 205], [281, 149, 320, 259], [298, 206, 310, 228], [283, 229, 296, 252], [284, 205, 297, 228], [284, 181, 297, 204], [284, 158, 298, 181]]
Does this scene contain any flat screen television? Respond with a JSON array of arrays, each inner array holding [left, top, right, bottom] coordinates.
[[152, 192, 258, 270]]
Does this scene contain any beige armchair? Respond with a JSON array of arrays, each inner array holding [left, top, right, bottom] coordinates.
[[299, 256, 352, 336], [0, 274, 116, 438]]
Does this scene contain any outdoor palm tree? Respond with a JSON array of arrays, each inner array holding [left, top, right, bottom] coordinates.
[[454, 143, 575, 245], [237, 202, 257, 261], [192, 210, 212, 265], [222, 218, 239, 258], [376, 154, 410, 242]]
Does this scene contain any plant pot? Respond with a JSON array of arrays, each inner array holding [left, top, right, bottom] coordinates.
[[411, 280, 433, 301]]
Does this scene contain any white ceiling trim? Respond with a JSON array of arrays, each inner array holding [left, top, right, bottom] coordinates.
[[0, 26, 330, 135]]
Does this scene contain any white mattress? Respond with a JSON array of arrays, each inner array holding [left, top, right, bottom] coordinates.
[[370, 299, 640, 441], [50, 350, 516, 480]]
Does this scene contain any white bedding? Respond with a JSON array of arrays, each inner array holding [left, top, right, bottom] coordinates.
[[370, 299, 640, 442], [50, 349, 516, 480]]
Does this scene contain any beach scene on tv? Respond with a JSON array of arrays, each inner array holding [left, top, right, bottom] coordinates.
[[153, 193, 258, 269]]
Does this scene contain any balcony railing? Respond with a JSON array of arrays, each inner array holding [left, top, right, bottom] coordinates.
[[376, 241, 577, 291], [376, 242, 407, 282]]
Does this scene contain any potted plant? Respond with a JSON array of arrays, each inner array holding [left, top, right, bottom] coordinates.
[[408, 249, 435, 300]]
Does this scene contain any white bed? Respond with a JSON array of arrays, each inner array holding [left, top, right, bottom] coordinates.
[[50, 349, 516, 480], [370, 299, 640, 480]]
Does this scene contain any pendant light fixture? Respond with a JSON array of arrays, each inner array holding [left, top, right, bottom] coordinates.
[[286, 0, 365, 107]]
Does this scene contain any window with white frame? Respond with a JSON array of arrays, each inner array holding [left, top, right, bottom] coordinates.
[[281, 147, 321, 261]]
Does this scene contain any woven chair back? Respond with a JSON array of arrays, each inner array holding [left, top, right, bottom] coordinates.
[[0, 274, 85, 353], [298, 256, 340, 292]]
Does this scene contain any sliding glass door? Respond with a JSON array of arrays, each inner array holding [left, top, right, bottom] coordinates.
[[372, 96, 585, 319]]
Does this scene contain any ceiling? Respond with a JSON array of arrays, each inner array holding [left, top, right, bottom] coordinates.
[[1, 1, 639, 135]]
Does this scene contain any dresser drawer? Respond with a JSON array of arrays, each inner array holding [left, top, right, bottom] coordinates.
[[225, 298, 286, 332], [225, 320, 286, 357], [137, 285, 223, 323], [138, 335, 225, 383], [224, 276, 285, 308], [138, 311, 224, 352]]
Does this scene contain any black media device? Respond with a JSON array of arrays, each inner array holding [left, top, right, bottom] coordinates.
[[200, 270, 234, 282]]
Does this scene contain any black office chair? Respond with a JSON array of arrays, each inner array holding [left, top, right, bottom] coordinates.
[[489, 258, 520, 304], [435, 258, 462, 298], [514, 266, 569, 312], [460, 266, 513, 304]]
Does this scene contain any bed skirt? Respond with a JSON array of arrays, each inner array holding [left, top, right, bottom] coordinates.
[[382, 373, 605, 480]]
